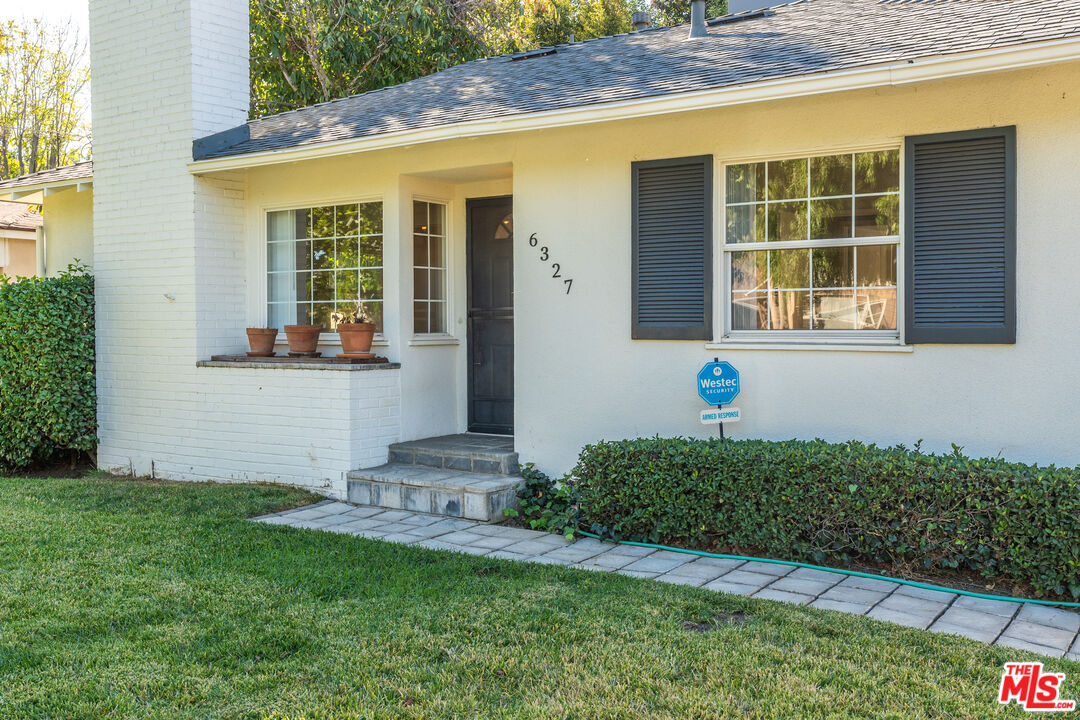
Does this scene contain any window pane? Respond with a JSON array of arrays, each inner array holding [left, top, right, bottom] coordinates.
[[429, 301, 446, 333], [769, 291, 810, 329], [854, 194, 899, 237], [268, 303, 292, 331], [813, 290, 856, 329], [311, 271, 334, 302], [336, 270, 358, 301], [429, 234, 445, 268], [294, 209, 310, 240], [812, 246, 854, 288], [726, 204, 764, 244], [294, 241, 311, 271], [295, 272, 311, 302], [732, 292, 767, 330], [363, 301, 383, 332], [312, 303, 334, 331], [360, 269, 383, 300], [809, 198, 852, 240], [267, 210, 296, 242], [267, 272, 294, 302], [856, 245, 897, 286], [296, 302, 313, 325], [358, 202, 383, 234], [856, 288, 897, 330], [414, 234, 428, 266], [312, 239, 334, 269], [769, 248, 809, 289], [336, 237, 359, 268], [726, 163, 765, 203], [429, 269, 445, 301], [767, 201, 807, 242], [855, 150, 900, 194], [267, 242, 294, 272], [413, 201, 428, 233], [731, 250, 767, 291], [360, 236, 382, 267], [767, 158, 807, 200], [414, 301, 429, 334], [811, 154, 852, 198], [336, 204, 358, 236], [311, 207, 335, 238], [414, 268, 429, 301], [429, 202, 444, 236]]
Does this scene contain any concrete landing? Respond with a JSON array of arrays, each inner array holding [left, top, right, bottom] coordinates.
[[346, 463, 519, 522]]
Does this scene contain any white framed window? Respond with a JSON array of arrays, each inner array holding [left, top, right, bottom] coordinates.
[[266, 202, 384, 333], [412, 200, 447, 335], [723, 149, 900, 337]]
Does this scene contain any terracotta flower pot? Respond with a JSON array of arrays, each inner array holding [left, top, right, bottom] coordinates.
[[245, 327, 278, 355], [338, 322, 376, 354], [284, 324, 322, 354]]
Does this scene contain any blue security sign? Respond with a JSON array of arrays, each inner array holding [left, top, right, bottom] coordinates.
[[697, 361, 740, 406]]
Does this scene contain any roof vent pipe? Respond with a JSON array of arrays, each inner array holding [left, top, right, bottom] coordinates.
[[688, 0, 708, 38], [631, 11, 651, 31]]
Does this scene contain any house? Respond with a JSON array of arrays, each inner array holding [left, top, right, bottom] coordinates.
[[0, 162, 94, 276], [0, 201, 45, 278], [2, 0, 1079, 514]]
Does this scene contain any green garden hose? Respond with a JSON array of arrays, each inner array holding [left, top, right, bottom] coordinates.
[[576, 530, 1080, 608]]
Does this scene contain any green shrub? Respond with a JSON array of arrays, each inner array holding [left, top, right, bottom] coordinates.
[[572, 437, 1080, 598], [504, 463, 578, 539], [0, 265, 96, 468]]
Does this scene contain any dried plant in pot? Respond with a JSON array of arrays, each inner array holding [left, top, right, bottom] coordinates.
[[333, 304, 377, 359], [245, 327, 278, 357], [283, 324, 322, 356]]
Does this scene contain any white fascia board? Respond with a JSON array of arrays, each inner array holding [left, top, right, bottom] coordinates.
[[0, 177, 92, 203], [188, 36, 1080, 175]]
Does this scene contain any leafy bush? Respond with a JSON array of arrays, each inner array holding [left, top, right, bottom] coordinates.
[[504, 463, 578, 540], [0, 265, 96, 468], [572, 437, 1080, 598]]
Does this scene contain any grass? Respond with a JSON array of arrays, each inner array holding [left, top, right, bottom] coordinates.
[[0, 475, 1074, 719]]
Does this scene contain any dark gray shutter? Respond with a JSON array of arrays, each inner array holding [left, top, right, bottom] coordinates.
[[905, 127, 1016, 344], [631, 156, 713, 340]]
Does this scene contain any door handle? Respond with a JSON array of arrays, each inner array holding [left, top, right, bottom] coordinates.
[[473, 346, 484, 367]]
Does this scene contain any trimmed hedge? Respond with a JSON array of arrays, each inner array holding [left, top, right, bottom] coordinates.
[[0, 265, 96, 468], [572, 437, 1080, 598]]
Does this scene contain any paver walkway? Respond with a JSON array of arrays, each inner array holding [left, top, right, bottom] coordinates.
[[253, 500, 1080, 660]]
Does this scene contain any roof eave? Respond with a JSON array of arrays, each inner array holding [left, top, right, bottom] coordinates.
[[0, 176, 93, 203], [188, 36, 1080, 175]]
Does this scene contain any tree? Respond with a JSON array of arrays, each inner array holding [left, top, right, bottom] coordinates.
[[644, 0, 728, 26], [0, 18, 90, 180]]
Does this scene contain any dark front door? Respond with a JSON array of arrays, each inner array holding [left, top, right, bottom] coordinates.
[[467, 197, 514, 434]]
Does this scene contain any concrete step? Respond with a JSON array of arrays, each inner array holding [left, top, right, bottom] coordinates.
[[346, 463, 520, 522], [387, 433, 519, 475]]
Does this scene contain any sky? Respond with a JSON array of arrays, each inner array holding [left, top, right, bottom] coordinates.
[[0, 0, 89, 39]]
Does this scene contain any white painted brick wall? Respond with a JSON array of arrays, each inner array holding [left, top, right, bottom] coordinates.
[[89, 0, 401, 498]]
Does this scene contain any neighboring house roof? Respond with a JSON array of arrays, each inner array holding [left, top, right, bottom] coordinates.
[[194, 0, 1080, 162], [0, 161, 94, 191], [0, 201, 43, 233]]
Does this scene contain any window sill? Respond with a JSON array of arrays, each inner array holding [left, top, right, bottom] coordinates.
[[705, 340, 912, 354], [408, 334, 461, 347], [199, 356, 401, 371]]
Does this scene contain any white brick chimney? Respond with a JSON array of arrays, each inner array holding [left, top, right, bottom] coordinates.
[[89, 0, 250, 477]]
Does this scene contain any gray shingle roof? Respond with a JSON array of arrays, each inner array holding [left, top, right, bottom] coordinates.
[[198, 0, 1080, 161], [0, 201, 43, 232], [0, 161, 93, 190]]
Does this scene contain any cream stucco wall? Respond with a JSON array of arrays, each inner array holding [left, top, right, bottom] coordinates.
[[226, 60, 1080, 478], [42, 187, 94, 274]]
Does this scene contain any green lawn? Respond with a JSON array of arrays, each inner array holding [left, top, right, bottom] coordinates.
[[0, 475, 1072, 719]]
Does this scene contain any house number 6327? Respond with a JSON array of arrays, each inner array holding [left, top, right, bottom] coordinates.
[[528, 233, 573, 294]]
